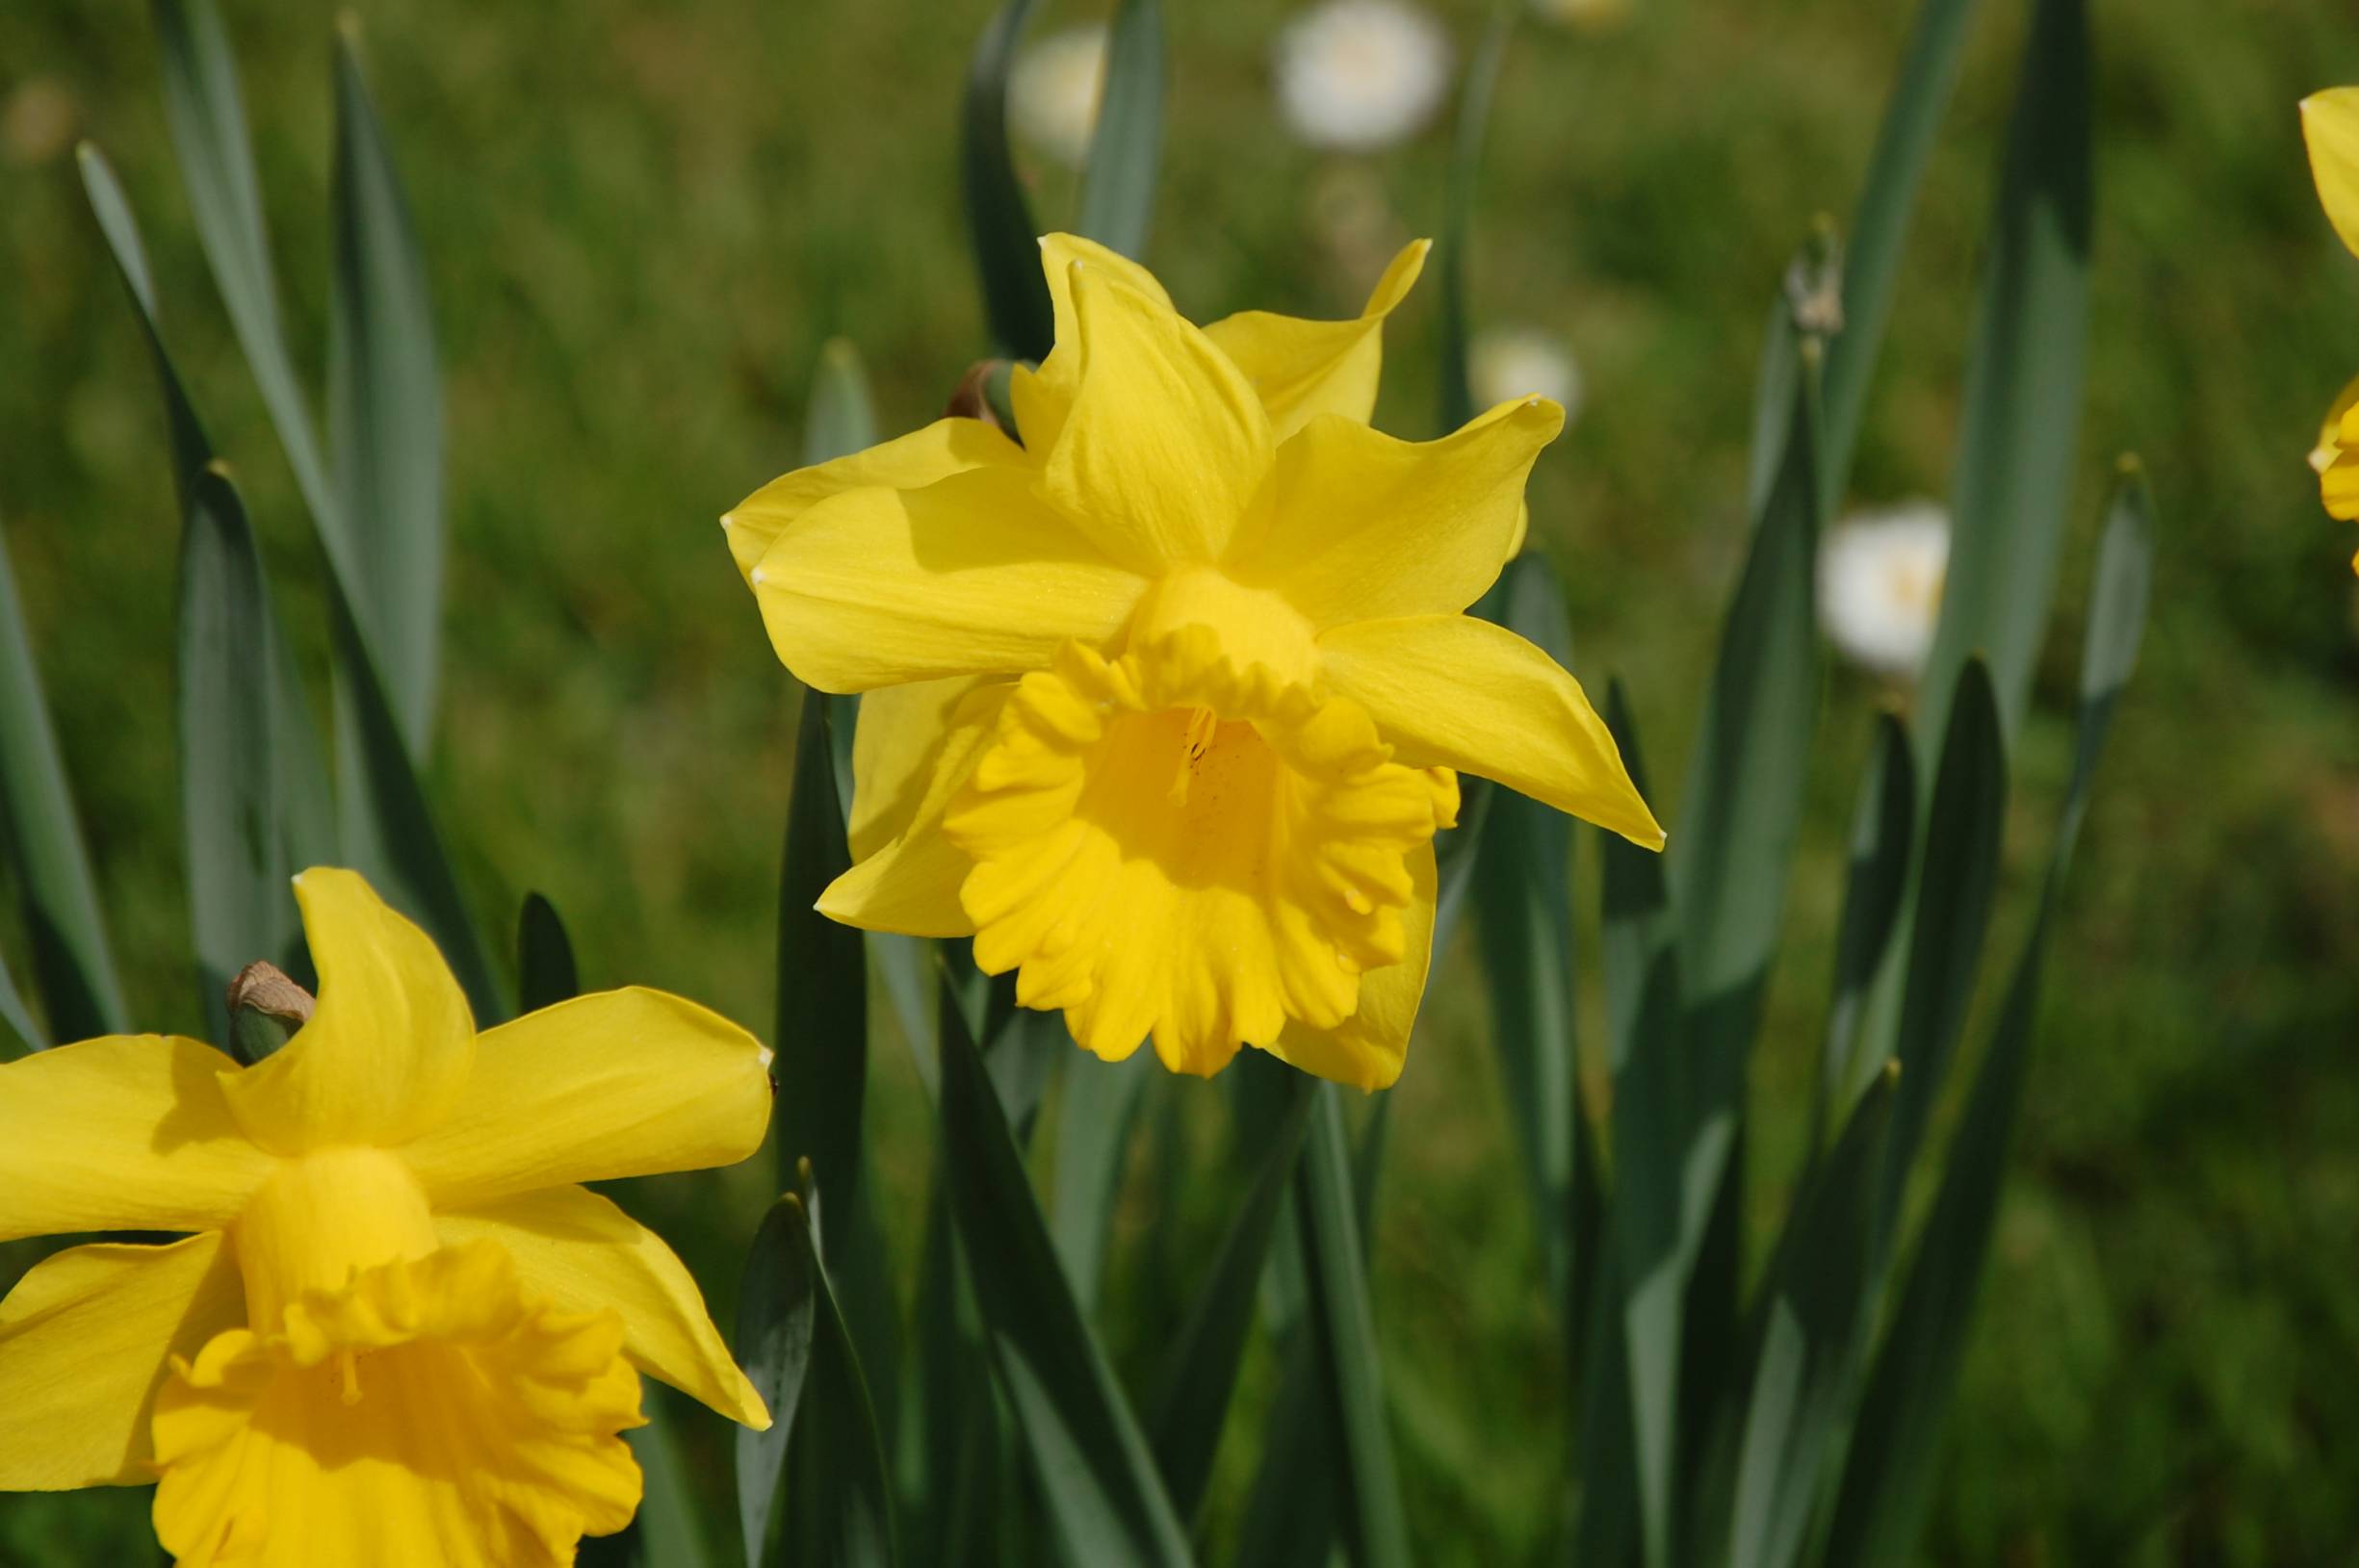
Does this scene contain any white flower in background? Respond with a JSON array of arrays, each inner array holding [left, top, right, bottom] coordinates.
[[1010, 23, 1108, 168], [1471, 326, 1584, 424], [1818, 501, 1952, 680], [1276, 0, 1454, 153], [1529, 0, 1633, 32]]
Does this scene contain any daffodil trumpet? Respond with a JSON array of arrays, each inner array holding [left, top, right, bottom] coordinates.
[[0, 868, 774, 1567], [725, 233, 1662, 1091]]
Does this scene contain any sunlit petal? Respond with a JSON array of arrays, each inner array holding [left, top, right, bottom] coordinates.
[[722, 417, 1030, 579], [1319, 613, 1664, 849], [849, 675, 995, 860], [2302, 89, 2359, 258], [0, 1236, 244, 1487], [822, 681, 1011, 937], [0, 1034, 269, 1242], [221, 868, 475, 1155], [1228, 397, 1561, 627], [1203, 239, 1429, 441], [402, 988, 771, 1209], [749, 469, 1150, 693], [1039, 261, 1275, 571], [438, 1186, 768, 1429]]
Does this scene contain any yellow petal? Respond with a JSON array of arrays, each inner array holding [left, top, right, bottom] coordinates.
[[0, 1235, 244, 1487], [1318, 613, 1665, 849], [2313, 372, 2359, 476], [723, 416, 1032, 580], [0, 1034, 270, 1241], [749, 468, 1150, 693], [2302, 89, 2359, 258], [403, 987, 771, 1209], [437, 1186, 769, 1430], [221, 867, 475, 1155], [152, 1240, 643, 1568], [849, 675, 994, 861], [1017, 233, 1177, 454], [821, 681, 1013, 937], [1043, 233, 1175, 347], [1203, 239, 1429, 442], [1039, 260, 1275, 572], [1263, 841, 1437, 1091], [1229, 398, 1563, 629]]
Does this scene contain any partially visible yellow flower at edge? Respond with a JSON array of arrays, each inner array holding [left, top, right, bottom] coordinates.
[[0, 868, 773, 1567], [2300, 86, 2359, 571], [724, 234, 1661, 1092]]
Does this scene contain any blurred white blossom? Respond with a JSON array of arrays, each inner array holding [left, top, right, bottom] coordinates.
[[1009, 23, 1108, 168], [1276, 0, 1454, 153], [1818, 501, 1951, 680], [1471, 326, 1583, 422]]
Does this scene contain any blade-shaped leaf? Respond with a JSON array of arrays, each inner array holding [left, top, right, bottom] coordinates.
[[804, 338, 881, 468], [1827, 463, 2148, 1568], [1656, 315, 1829, 1510], [515, 891, 579, 1013], [1723, 1066, 1897, 1568], [1815, 711, 1917, 1144], [1743, 293, 1802, 523], [77, 144, 208, 489], [1145, 1068, 1313, 1522], [1437, 2, 1516, 435], [324, 592, 505, 1020], [1875, 658, 2005, 1247], [934, 978, 1195, 1568], [80, 141, 331, 968], [177, 464, 290, 1042], [1669, 323, 1827, 1119], [142, 8, 499, 1014], [1050, 1049, 1154, 1315], [738, 1194, 819, 1567], [1471, 552, 1581, 1300], [1819, 0, 1987, 508], [738, 1191, 899, 1568], [0, 945, 41, 1057], [1296, 1087, 1413, 1568], [1915, 0, 2093, 749], [778, 693, 868, 1233], [1592, 681, 1685, 1568], [962, 0, 1054, 361], [0, 514, 125, 1043], [150, 0, 343, 589], [1075, 0, 1163, 259], [329, 20, 444, 753]]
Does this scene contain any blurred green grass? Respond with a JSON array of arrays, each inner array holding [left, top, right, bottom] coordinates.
[[3, 0, 2357, 1561]]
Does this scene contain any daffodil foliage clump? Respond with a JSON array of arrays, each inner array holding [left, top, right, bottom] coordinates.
[[0, 0, 2156, 1565]]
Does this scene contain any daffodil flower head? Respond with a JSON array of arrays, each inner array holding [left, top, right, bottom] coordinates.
[[725, 234, 1662, 1090], [0, 868, 774, 1566], [2301, 86, 2359, 571]]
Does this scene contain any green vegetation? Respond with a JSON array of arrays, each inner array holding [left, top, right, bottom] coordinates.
[[2, 0, 2355, 1561]]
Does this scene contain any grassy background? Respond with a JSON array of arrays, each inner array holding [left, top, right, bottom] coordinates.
[[4, 0, 2359, 1560]]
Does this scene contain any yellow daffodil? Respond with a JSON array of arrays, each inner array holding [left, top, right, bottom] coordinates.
[[724, 235, 1661, 1090], [0, 868, 772, 1567], [2301, 87, 2359, 570]]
